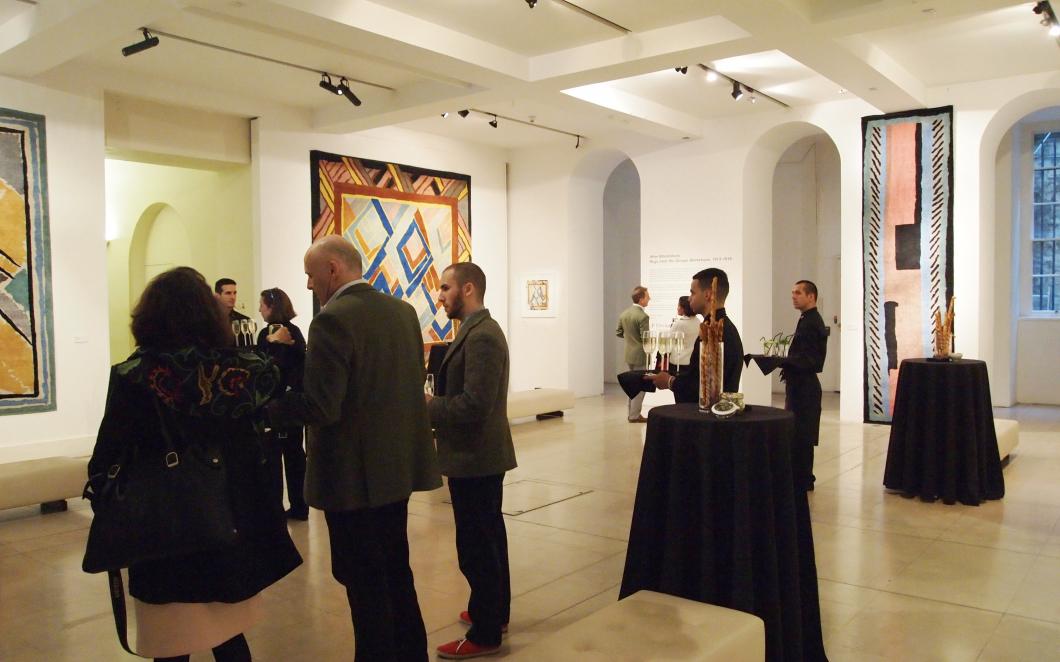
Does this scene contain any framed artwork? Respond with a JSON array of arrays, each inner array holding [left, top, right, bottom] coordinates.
[[861, 106, 954, 423], [0, 107, 55, 415], [521, 272, 559, 318], [310, 151, 470, 349]]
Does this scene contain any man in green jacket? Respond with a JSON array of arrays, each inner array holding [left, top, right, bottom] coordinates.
[[427, 262, 516, 659], [616, 286, 651, 422], [270, 235, 441, 662]]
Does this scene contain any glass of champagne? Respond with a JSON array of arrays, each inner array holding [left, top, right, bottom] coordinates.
[[657, 332, 671, 372], [424, 374, 435, 396], [648, 332, 660, 371], [641, 330, 652, 371]]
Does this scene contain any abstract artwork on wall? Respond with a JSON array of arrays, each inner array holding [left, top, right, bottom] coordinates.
[[862, 106, 953, 423], [310, 151, 470, 349], [0, 107, 55, 415], [521, 272, 559, 318]]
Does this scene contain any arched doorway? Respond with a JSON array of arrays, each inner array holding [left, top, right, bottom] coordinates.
[[602, 159, 642, 386]]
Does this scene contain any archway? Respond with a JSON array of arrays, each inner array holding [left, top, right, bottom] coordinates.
[[567, 147, 640, 397], [742, 121, 845, 409], [979, 89, 1060, 406]]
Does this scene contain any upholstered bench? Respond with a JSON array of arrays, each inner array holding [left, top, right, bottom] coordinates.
[[994, 419, 1019, 463], [0, 457, 88, 513], [507, 590, 765, 661], [507, 388, 575, 421]]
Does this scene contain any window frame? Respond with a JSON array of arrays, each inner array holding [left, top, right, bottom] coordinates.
[[1019, 121, 1060, 317]]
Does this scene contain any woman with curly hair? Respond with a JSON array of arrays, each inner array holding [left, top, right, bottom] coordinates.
[[86, 266, 302, 661]]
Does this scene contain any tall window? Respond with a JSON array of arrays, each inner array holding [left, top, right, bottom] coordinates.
[[1033, 132, 1059, 312]]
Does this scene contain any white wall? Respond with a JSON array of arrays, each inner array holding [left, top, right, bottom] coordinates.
[[252, 118, 510, 357], [0, 76, 110, 462], [602, 159, 641, 384]]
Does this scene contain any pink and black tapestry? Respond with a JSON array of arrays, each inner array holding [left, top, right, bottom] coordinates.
[[862, 106, 953, 423]]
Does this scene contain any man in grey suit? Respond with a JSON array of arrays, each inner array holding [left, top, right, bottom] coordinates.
[[270, 235, 441, 662], [616, 286, 651, 422], [426, 262, 516, 660]]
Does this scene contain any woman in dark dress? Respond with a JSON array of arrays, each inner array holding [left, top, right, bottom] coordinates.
[[86, 267, 302, 661], [256, 287, 309, 520]]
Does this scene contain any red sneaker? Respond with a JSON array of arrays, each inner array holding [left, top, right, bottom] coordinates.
[[436, 638, 500, 659], [459, 610, 509, 633]]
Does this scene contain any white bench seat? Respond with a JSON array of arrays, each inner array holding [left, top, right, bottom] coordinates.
[[994, 419, 1019, 462], [507, 590, 764, 662], [507, 388, 575, 420], [0, 457, 88, 512]]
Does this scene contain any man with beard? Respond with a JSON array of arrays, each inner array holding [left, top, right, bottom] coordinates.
[[427, 262, 516, 659]]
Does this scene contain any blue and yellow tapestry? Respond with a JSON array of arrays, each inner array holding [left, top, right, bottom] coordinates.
[[0, 108, 54, 415], [310, 151, 471, 349], [862, 106, 954, 423]]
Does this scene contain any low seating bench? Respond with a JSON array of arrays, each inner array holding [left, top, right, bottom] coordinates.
[[507, 388, 575, 420], [0, 456, 87, 513], [507, 590, 765, 661], [995, 418, 1019, 463]]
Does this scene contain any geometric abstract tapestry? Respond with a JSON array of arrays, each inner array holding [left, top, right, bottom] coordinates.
[[310, 151, 471, 349], [861, 106, 953, 423], [0, 107, 55, 415]]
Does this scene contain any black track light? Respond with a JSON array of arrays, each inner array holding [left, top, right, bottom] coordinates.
[[731, 81, 744, 101], [675, 66, 688, 74], [122, 29, 159, 57], [526, 0, 537, 7], [489, 115, 498, 128], [458, 109, 470, 118], [337, 78, 362, 106], [441, 112, 449, 118], [319, 73, 341, 95]]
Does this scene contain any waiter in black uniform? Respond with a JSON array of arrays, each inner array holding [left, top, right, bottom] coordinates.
[[648, 267, 743, 400], [782, 280, 828, 491]]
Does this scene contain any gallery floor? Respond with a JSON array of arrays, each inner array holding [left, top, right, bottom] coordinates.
[[2, 389, 1059, 661]]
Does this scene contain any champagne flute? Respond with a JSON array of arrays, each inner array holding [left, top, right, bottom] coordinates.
[[424, 374, 435, 396], [657, 332, 671, 372], [641, 330, 652, 371], [648, 332, 660, 371]]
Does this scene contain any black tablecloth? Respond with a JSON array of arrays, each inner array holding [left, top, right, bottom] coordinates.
[[619, 404, 827, 662], [883, 358, 1005, 505], [745, 353, 786, 376]]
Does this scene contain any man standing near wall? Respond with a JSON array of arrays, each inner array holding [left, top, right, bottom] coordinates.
[[616, 286, 651, 423], [648, 268, 743, 400], [782, 280, 828, 491], [215, 277, 250, 322], [269, 235, 441, 661], [427, 262, 516, 660]]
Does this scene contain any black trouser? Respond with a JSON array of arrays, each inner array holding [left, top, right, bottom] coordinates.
[[264, 427, 307, 513], [448, 474, 511, 647], [154, 633, 250, 662], [785, 375, 822, 491], [325, 500, 427, 662]]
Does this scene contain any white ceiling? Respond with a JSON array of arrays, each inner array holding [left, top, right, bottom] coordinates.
[[0, 0, 1056, 148]]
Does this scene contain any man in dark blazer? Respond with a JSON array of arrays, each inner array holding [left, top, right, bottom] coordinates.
[[426, 262, 517, 660], [648, 267, 743, 401], [782, 280, 828, 491], [270, 235, 441, 662]]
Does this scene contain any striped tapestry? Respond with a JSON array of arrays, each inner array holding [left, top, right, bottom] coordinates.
[[310, 151, 471, 350], [0, 108, 54, 416], [861, 106, 954, 423]]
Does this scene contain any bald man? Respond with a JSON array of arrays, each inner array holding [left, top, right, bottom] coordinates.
[[270, 235, 441, 661]]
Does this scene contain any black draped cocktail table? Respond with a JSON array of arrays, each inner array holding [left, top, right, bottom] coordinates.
[[619, 404, 827, 662], [883, 358, 1005, 505]]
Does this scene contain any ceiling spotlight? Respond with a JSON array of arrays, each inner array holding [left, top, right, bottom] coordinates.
[[458, 109, 470, 118], [731, 81, 744, 101], [705, 69, 719, 83], [337, 78, 362, 106], [526, 0, 537, 7], [750, 93, 757, 104], [675, 66, 688, 74], [122, 28, 159, 57], [1034, 1, 1048, 15], [489, 115, 498, 128], [319, 73, 341, 95], [441, 111, 449, 118]]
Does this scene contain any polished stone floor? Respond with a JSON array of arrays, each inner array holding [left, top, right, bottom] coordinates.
[[2, 389, 1059, 661]]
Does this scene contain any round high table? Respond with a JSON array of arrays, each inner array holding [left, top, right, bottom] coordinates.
[[883, 358, 1005, 505], [619, 404, 827, 662]]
